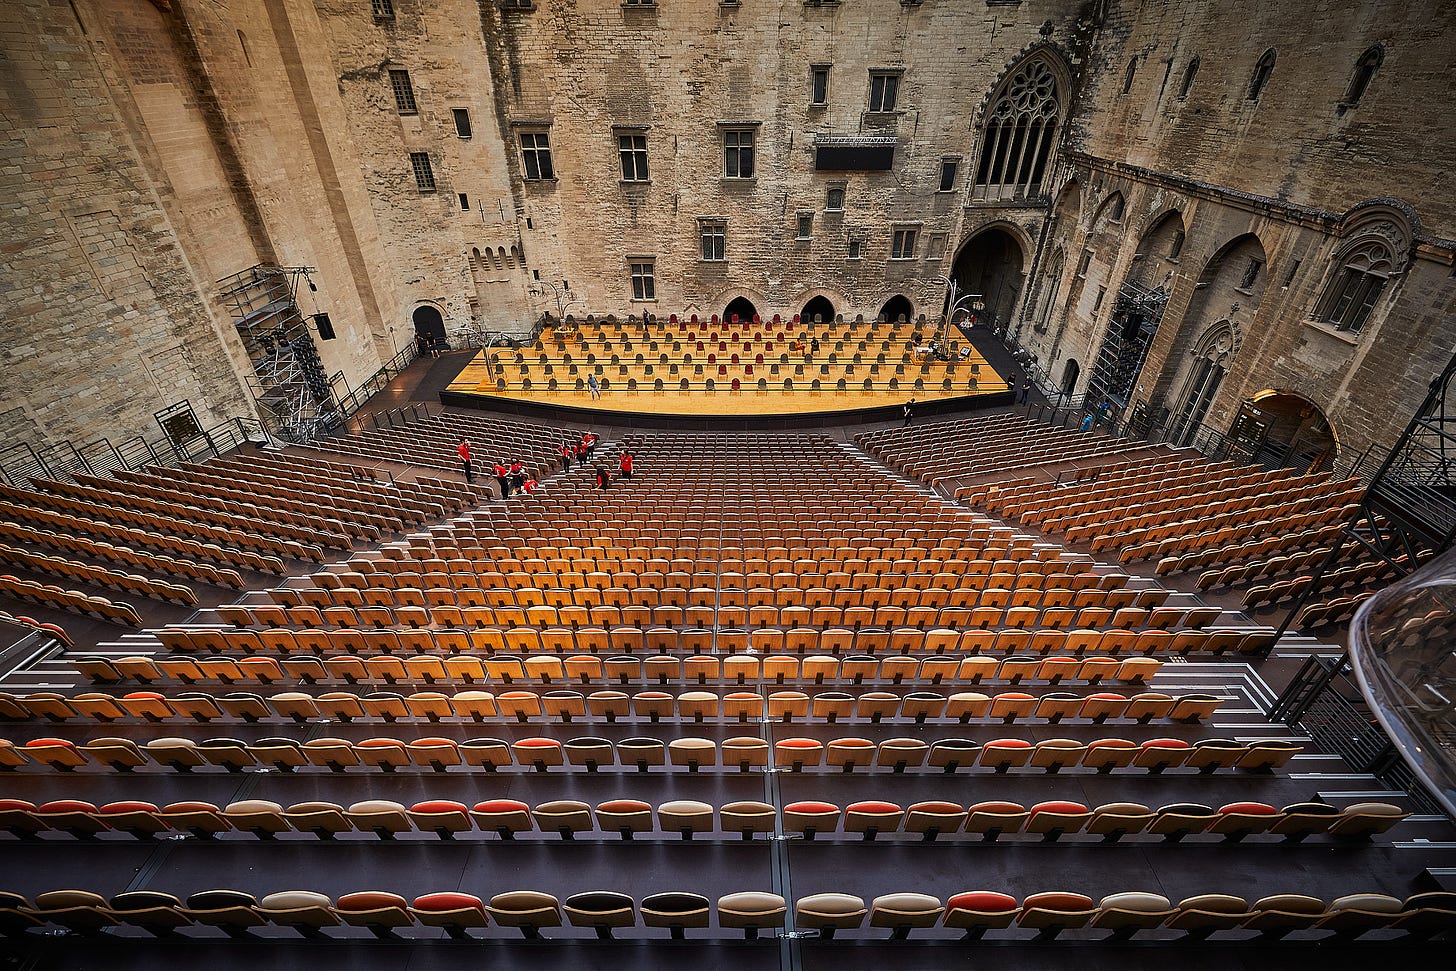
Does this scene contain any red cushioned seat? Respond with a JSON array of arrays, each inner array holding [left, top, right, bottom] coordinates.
[[1219, 802, 1278, 815], [1088, 692, 1127, 700], [1029, 801, 1089, 816], [1140, 738, 1189, 749], [161, 801, 219, 812], [999, 692, 1036, 701], [984, 738, 1031, 748], [0, 799, 37, 811], [474, 800, 529, 813], [338, 891, 408, 910], [849, 801, 901, 814], [412, 892, 484, 911], [949, 892, 1019, 912], [1023, 891, 1094, 910], [123, 691, 166, 700], [357, 738, 405, 748], [25, 738, 75, 748], [786, 801, 838, 814], [411, 801, 468, 814], [779, 738, 819, 748], [414, 738, 457, 747], [515, 738, 560, 748], [38, 800, 98, 813], [599, 800, 652, 813]]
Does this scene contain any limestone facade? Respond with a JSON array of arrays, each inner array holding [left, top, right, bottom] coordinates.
[[1, 0, 1451, 466]]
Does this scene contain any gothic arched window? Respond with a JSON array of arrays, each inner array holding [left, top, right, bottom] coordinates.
[[1314, 237, 1395, 334], [1248, 49, 1276, 101], [1341, 45, 1384, 109], [972, 58, 1063, 203]]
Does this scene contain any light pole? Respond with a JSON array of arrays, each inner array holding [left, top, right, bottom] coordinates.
[[933, 275, 984, 346], [529, 280, 581, 321]]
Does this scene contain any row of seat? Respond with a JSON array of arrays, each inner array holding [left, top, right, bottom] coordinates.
[[0, 519, 246, 590], [75, 649, 1169, 686], [156, 620, 1269, 658], [0, 574, 140, 627], [0, 796, 1405, 844], [2, 687, 1224, 725], [8, 886, 1451, 941], [0, 734, 1302, 774], [0, 542, 197, 606]]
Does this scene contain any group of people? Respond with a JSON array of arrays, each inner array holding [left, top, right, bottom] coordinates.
[[559, 430, 600, 470], [597, 450, 634, 489], [455, 440, 537, 497]]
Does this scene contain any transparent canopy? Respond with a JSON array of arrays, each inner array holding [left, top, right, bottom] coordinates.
[[1350, 545, 1456, 818]]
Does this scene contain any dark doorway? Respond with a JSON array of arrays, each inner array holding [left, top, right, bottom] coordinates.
[[724, 296, 758, 325], [879, 294, 913, 324], [801, 295, 835, 325], [412, 305, 446, 349], [1061, 359, 1080, 395], [949, 228, 1025, 333]]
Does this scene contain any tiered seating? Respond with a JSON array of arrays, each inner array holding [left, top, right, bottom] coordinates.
[[487, 313, 1000, 397], [0, 425, 1446, 962], [320, 411, 571, 477], [857, 414, 1152, 490]]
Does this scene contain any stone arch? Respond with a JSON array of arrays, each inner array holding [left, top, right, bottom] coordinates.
[[1051, 179, 1082, 228], [950, 223, 1030, 333], [1033, 246, 1066, 333], [801, 295, 835, 325], [1090, 191, 1126, 234], [723, 296, 759, 325], [1060, 358, 1080, 395], [412, 303, 447, 349], [1240, 389, 1338, 470], [879, 294, 914, 324], [1128, 209, 1187, 287]]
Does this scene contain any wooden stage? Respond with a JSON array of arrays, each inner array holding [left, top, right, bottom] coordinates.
[[443, 350, 1014, 423]]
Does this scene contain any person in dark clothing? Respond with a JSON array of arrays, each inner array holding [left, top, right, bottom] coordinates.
[[457, 439, 472, 483], [902, 398, 916, 426], [558, 442, 574, 472], [576, 442, 589, 467], [1018, 377, 1033, 404], [510, 460, 525, 493], [493, 461, 510, 498], [1006, 372, 1020, 397], [595, 465, 611, 489]]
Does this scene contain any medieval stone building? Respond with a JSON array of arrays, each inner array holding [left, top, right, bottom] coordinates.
[[3, 0, 1452, 463]]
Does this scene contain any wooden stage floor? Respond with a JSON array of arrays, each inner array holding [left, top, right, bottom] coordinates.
[[445, 352, 1012, 418]]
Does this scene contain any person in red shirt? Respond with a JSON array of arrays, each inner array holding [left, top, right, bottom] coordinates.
[[457, 440, 472, 483], [510, 460, 525, 493], [493, 461, 509, 498], [558, 442, 573, 472], [619, 451, 633, 480], [522, 477, 538, 494], [576, 441, 589, 467], [595, 464, 610, 489]]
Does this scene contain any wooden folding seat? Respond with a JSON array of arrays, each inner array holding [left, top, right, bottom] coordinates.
[[159, 801, 231, 837], [1085, 802, 1154, 841], [351, 737, 409, 770], [851, 691, 897, 722], [1241, 894, 1327, 937], [583, 689, 628, 721], [978, 738, 1033, 772], [335, 891, 415, 937], [469, 799, 533, 838], [533, 799, 594, 838], [723, 736, 769, 771], [1026, 738, 1083, 772], [1391, 892, 1456, 937], [1147, 802, 1218, 841], [1081, 737, 1138, 772], [1114, 657, 1160, 683], [405, 737, 461, 772], [562, 736, 615, 771], [221, 799, 291, 838], [1269, 801, 1343, 841], [1015, 891, 1098, 939], [631, 690, 676, 721], [1313, 893, 1406, 936], [1206, 802, 1281, 841], [24, 889, 115, 934], [964, 801, 1028, 840], [342, 800, 411, 838], [1328, 802, 1409, 840], [96, 800, 167, 838], [1124, 692, 1177, 722], [1090, 892, 1174, 939], [508, 737, 561, 771], [102, 890, 190, 936], [618, 736, 667, 771], [943, 891, 1020, 939], [795, 893, 866, 939], [1236, 739, 1303, 770]]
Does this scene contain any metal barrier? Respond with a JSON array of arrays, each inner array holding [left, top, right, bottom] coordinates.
[[0, 415, 271, 487]]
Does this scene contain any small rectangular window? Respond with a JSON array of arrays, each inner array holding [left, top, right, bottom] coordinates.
[[389, 69, 417, 114], [313, 313, 335, 341], [1076, 249, 1091, 277], [1283, 259, 1301, 288], [826, 187, 844, 211], [453, 109, 473, 138], [630, 259, 656, 300], [409, 152, 435, 192], [699, 220, 726, 261], [869, 71, 900, 112], [938, 158, 959, 192], [1240, 257, 1264, 290], [520, 131, 554, 180], [1093, 286, 1107, 313], [927, 232, 947, 259], [810, 66, 830, 106], [1168, 229, 1186, 259], [891, 227, 917, 259], [847, 238, 862, 260], [458, 193, 470, 211], [724, 128, 755, 178], [797, 213, 813, 239], [372, 0, 395, 19], [618, 133, 650, 181]]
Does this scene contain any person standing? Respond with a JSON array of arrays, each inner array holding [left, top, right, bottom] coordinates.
[[619, 451, 634, 480], [493, 460, 510, 498], [457, 439, 473, 483], [1006, 372, 1020, 397], [902, 398, 916, 427], [576, 441, 589, 467], [1018, 376, 1033, 404], [510, 459, 525, 494], [587, 373, 600, 399]]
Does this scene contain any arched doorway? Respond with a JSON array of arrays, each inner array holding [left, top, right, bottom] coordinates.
[[801, 295, 835, 325], [723, 296, 757, 325], [1169, 322, 1237, 446], [412, 305, 446, 349], [879, 294, 913, 324], [949, 227, 1025, 334], [1061, 359, 1080, 396], [1234, 391, 1338, 472]]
